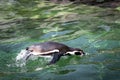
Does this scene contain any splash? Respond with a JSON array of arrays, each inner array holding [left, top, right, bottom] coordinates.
[[15, 49, 31, 67], [16, 49, 31, 61], [15, 59, 26, 67]]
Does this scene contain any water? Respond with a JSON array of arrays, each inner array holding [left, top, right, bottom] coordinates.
[[0, 0, 120, 80]]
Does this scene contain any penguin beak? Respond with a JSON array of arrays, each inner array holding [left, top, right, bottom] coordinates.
[[80, 50, 85, 56]]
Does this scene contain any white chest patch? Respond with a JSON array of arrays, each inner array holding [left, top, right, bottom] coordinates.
[[30, 49, 59, 55]]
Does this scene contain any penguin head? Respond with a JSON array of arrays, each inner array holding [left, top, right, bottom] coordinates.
[[74, 48, 85, 56], [66, 48, 85, 56]]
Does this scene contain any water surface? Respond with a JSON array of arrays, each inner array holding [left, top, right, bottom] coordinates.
[[0, 0, 120, 80]]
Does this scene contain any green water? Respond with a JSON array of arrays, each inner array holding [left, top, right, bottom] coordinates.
[[0, 0, 120, 80]]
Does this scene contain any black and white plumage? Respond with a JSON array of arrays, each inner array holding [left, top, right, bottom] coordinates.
[[16, 41, 85, 65]]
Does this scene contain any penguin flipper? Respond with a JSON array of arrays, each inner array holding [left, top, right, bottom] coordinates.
[[48, 52, 62, 65]]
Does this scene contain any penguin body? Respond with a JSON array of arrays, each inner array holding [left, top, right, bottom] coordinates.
[[16, 41, 85, 65]]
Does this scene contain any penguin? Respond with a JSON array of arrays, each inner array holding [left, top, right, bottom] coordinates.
[[16, 41, 85, 65]]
